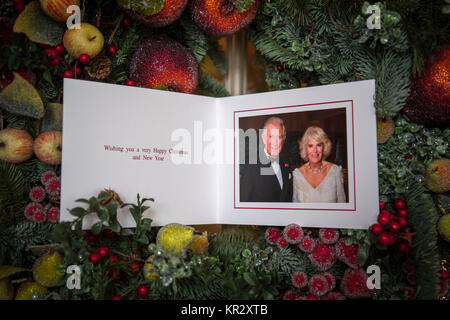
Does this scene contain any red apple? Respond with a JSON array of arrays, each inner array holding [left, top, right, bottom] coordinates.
[[33, 131, 62, 165], [0, 128, 34, 163], [39, 0, 81, 22]]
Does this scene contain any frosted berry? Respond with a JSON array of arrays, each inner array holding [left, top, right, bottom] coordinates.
[[24, 202, 44, 220], [291, 271, 308, 289], [29, 186, 46, 202], [283, 224, 304, 244], [47, 207, 59, 223], [33, 210, 46, 223], [41, 171, 56, 185], [318, 228, 339, 244], [298, 235, 316, 253], [308, 274, 329, 297], [264, 227, 281, 244], [276, 237, 288, 249]]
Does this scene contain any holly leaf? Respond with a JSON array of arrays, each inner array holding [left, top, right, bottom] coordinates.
[[0, 72, 44, 119], [91, 222, 103, 235], [12, 1, 65, 46], [116, 0, 165, 16], [41, 102, 62, 132]]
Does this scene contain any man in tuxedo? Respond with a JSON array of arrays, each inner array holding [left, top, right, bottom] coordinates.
[[240, 116, 292, 202]]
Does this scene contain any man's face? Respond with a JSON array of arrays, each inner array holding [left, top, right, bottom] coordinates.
[[262, 123, 285, 157]]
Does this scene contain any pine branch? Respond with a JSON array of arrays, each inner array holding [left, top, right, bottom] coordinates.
[[197, 72, 230, 98], [209, 231, 251, 260], [405, 185, 441, 300]]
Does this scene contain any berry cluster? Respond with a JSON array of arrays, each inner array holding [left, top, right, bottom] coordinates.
[[266, 223, 373, 299], [24, 171, 60, 223], [370, 199, 411, 252]]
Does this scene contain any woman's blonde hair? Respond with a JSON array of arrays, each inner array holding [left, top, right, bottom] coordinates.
[[299, 126, 332, 162]]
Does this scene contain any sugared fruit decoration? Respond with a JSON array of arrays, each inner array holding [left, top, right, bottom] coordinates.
[[188, 233, 209, 254], [156, 223, 195, 254], [402, 45, 450, 126], [117, 0, 188, 28], [33, 130, 62, 165], [276, 237, 288, 249], [264, 227, 281, 245], [318, 228, 339, 245], [129, 35, 198, 93], [308, 274, 330, 297], [0, 128, 34, 163], [63, 23, 104, 60], [298, 235, 316, 253], [438, 213, 450, 243], [283, 223, 304, 244], [189, 0, 258, 37], [32, 251, 64, 287], [143, 256, 158, 281], [291, 271, 308, 289], [424, 158, 450, 193], [39, 0, 81, 22], [308, 243, 336, 271]]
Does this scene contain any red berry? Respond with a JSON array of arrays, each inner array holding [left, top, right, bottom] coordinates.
[[370, 223, 383, 235], [404, 155, 412, 161], [379, 201, 386, 210], [398, 217, 408, 228], [108, 45, 117, 55], [108, 269, 120, 280], [48, 57, 60, 66], [440, 270, 449, 281], [72, 65, 81, 76], [130, 261, 141, 272], [394, 199, 406, 209], [137, 284, 148, 297], [389, 221, 401, 233], [276, 65, 284, 72], [45, 48, 58, 60], [63, 70, 73, 78], [110, 255, 119, 263], [378, 233, 390, 246], [388, 233, 396, 245], [14, 2, 25, 12], [397, 208, 408, 217], [378, 212, 390, 226], [79, 53, 90, 64], [125, 79, 136, 86], [111, 295, 122, 300], [55, 44, 65, 54], [89, 252, 101, 265], [98, 246, 109, 258], [101, 229, 114, 238], [12, 0, 23, 4], [86, 234, 97, 244], [123, 18, 131, 27], [398, 243, 410, 253]]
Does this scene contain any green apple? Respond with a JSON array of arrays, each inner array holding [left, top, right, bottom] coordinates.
[[0, 128, 34, 163], [39, 0, 80, 22], [33, 131, 62, 165], [63, 22, 104, 59]]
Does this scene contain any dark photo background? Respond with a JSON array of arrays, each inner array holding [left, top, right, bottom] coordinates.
[[239, 108, 349, 200]]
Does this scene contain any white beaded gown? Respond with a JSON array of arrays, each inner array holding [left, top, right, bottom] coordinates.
[[292, 164, 346, 203]]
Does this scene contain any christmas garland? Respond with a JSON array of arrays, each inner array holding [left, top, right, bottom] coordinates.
[[0, 0, 449, 300]]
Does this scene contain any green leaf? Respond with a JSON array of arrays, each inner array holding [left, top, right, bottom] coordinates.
[[0, 72, 45, 119], [91, 222, 103, 235], [230, 0, 255, 13], [116, 0, 164, 16], [141, 218, 152, 231], [12, 1, 65, 46], [109, 221, 121, 233], [121, 229, 134, 236], [97, 208, 109, 221], [75, 198, 90, 204], [70, 207, 87, 217], [137, 234, 149, 244], [243, 272, 257, 286]]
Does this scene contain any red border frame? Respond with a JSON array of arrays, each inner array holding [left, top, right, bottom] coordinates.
[[234, 100, 356, 212]]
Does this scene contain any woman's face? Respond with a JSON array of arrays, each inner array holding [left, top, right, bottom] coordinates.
[[306, 138, 323, 164]]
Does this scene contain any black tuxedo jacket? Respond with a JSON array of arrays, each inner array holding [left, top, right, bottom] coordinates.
[[239, 155, 292, 202]]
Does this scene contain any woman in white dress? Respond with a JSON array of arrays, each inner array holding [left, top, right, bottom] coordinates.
[[293, 126, 346, 203]]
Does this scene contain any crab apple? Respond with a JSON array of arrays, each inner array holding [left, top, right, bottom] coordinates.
[[394, 199, 406, 209]]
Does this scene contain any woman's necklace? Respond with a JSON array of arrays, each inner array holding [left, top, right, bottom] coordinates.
[[308, 163, 323, 174]]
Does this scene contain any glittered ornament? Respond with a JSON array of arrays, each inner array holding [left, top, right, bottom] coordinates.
[[340, 268, 373, 299], [403, 45, 450, 126], [130, 35, 198, 93], [189, 0, 258, 37], [119, 0, 188, 28]]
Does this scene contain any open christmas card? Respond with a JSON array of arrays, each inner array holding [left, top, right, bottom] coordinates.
[[61, 79, 378, 229]]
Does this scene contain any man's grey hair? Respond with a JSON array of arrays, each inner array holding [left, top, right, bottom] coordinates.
[[263, 116, 286, 137]]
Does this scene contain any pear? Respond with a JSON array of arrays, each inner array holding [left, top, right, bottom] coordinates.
[[33, 251, 64, 288], [0, 278, 14, 300], [156, 223, 194, 255], [424, 158, 450, 193], [438, 214, 450, 243], [15, 281, 47, 300]]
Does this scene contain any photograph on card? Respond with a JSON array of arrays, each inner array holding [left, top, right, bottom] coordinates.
[[235, 101, 354, 210]]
